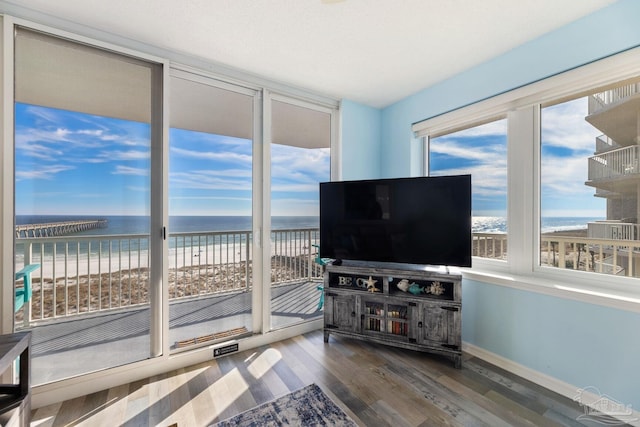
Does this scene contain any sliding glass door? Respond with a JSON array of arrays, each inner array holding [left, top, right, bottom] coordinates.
[[168, 71, 257, 350], [13, 26, 162, 384], [269, 96, 332, 329], [8, 21, 336, 389]]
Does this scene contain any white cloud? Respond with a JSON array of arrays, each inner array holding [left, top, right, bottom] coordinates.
[[541, 155, 592, 197], [101, 150, 150, 161], [182, 168, 252, 179], [430, 98, 603, 210], [15, 164, 75, 181], [430, 126, 508, 199], [170, 146, 252, 164], [113, 165, 148, 176], [170, 170, 251, 190], [541, 97, 600, 153], [270, 145, 330, 183], [431, 140, 506, 164], [16, 106, 149, 164]]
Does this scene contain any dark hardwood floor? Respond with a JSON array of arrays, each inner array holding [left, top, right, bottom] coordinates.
[[31, 329, 624, 426]]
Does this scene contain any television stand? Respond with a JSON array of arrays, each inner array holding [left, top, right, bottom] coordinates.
[[323, 262, 462, 368]]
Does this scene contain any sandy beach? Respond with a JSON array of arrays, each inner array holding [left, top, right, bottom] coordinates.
[[15, 239, 319, 322]]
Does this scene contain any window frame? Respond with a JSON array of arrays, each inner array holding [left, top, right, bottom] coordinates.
[[413, 45, 640, 310], [1, 13, 340, 406], [8, 18, 169, 366], [424, 116, 509, 267]]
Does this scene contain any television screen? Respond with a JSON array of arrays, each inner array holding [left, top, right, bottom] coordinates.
[[319, 175, 471, 267]]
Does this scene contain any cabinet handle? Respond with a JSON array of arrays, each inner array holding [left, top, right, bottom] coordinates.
[[441, 306, 459, 312], [418, 321, 423, 328], [351, 311, 356, 317]]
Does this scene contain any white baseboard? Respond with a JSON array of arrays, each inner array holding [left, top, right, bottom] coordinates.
[[463, 342, 640, 427]]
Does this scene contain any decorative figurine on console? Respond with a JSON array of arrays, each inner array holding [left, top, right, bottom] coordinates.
[[366, 276, 380, 293], [407, 282, 424, 295], [397, 279, 424, 295], [396, 279, 410, 292], [397, 278, 445, 296], [428, 281, 445, 296]]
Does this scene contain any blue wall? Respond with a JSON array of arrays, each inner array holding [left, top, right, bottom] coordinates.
[[341, 0, 640, 411], [339, 100, 382, 180], [463, 280, 640, 407], [380, 0, 640, 178]]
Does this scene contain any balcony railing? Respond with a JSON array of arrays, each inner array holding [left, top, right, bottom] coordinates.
[[15, 228, 322, 326], [473, 233, 507, 259], [589, 83, 640, 115], [540, 235, 640, 276], [475, 231, 640, 276], [474, 229, 640, 275], [16, 227, 640, 327], [587, 145, 640, 181], [588, 221, 640, 241]]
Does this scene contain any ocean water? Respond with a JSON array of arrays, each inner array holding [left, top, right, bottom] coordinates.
[[15, 215, 319, 260], [472, 216, 604, 234], [16, 215, 602, 236], [15, 215, 603, 266], [16, 215, 320, 236]]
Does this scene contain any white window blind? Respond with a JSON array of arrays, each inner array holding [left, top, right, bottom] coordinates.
[[15, 27, 153, 123], [272, 99, 331, 149]]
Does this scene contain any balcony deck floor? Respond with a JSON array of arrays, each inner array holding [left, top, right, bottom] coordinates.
[[25, 281, 323, 385]]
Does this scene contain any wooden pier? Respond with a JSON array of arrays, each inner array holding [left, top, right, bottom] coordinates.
[[15, 219, 108, 238]]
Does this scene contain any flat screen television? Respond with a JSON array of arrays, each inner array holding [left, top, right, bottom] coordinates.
[[319, 175, 471, 267]]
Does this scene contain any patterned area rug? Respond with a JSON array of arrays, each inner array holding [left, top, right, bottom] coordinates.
[[212, 383, 357, 426]]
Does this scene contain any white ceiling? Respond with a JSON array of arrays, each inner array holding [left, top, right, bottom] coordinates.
[[3, 0, 617, 108]]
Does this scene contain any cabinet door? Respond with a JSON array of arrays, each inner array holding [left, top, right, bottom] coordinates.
[[418, 302, 461, 350], [361, 300, 410, 334], [324, 293, 358, 333]]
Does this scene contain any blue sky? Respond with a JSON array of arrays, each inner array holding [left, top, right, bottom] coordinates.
[[15, 97, 603, 219], [430, 96, 605, 218], [15, 103, 151, 216], [540, 98, 604, 217], [430, 119, 508, 217], [15, 103, 330, 216]]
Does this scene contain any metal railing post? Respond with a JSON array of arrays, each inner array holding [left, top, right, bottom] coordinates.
[[307, 231, 313, 281], [245, 231, 251, 291], [24, 243, 32, 327]]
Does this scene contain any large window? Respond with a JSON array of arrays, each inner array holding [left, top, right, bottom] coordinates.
[[415, 47, 640, 295], [168, 74, 256, 351], [14, 27, 160, 384], [269, 97, 331, 329], [541, 80, 640, 277], [7, 22, 336, 392], [428, 119, 508, 262]]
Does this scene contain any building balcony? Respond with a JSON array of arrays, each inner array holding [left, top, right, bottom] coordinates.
[[14, 228, 324, 385], [594, 134, 619, 154], [587, 83, 640, 145], [589, 83, 640, 114], [586, 144, 640, 193], [587, 220, 639, 240]]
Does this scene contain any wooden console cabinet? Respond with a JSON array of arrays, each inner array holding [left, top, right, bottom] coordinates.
[[323, 262, 462, 368]]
